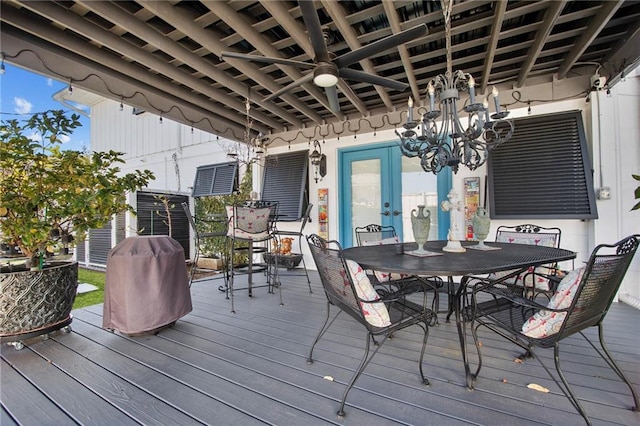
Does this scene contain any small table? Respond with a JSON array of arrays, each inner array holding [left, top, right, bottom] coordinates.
[[343, 240, 576, 387]]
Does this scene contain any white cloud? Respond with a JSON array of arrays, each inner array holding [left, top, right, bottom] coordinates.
[[47, 78, 54, 87], [59, 135, 71, 144], [14, 97, 32, 114], [27, 131, 42, 142]]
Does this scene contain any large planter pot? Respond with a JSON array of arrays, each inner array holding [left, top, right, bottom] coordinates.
[[0, 261, 78, 348]]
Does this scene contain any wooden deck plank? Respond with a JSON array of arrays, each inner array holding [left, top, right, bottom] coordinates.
[[1, 358, 73, 425], [29, 339, 205, 425], [1, 272, 638, 426], [65, 318, 304, 425], [1, 344, 135, 424]]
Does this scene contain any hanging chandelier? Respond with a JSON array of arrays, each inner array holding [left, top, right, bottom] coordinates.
[[396, 0, 513, 174]]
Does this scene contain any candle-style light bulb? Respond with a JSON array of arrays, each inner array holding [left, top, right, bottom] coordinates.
[[468, 76, 476, 104], [492, 86, 501, 113], [427, 82, 435, 112], [483, 99, 490, 123], [407, 96, 414, 123]]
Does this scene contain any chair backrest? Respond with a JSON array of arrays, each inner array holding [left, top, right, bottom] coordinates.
[[495, 224, 561, 248], [182, 202, 198, 237], [243, 200, 278, 218], [355, 224, 397, 246], [298, 203, 313, 233], [559, 234, 639, 339], [227, 205, 272, 236], [306, 234, 367, 325]]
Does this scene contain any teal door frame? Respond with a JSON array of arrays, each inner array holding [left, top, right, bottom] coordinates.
[[338, 141, 451, 247]]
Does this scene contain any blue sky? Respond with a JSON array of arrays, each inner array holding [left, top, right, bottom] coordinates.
[[1, 63, 91, 151]]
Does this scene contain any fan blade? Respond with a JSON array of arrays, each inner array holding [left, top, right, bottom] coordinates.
[[335, 24, 428, 68], [220, 51, 315, 69], [339, 68, 409, 91], [325, 85, 340, 113], [264, 73, 315, 102], [299, 0, 331, 63]]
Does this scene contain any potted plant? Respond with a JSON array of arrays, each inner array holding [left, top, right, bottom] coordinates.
[[194, 164, 253, 269], [0, 110, 154, 348]]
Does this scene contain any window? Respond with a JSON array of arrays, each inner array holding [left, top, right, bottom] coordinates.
[[192, 162, 238, 197], [137, 192, 190, 257], [488, 111, 598, 219], [262, 151, 309, 221]]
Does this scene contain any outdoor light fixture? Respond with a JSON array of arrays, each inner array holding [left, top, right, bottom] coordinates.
[[313, 64, 339, 88], [309, 140, 326, 183], [396, 0, 513, 174]]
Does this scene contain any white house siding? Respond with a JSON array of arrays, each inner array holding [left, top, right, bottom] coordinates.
[[89, 98, 232, 260], [593, 74, 640, 302]]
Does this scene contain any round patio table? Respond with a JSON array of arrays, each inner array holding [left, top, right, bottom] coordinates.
[[343, 240, 576, 388]]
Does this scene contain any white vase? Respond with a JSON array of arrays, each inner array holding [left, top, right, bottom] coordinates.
[[411, 205, 431, 254]]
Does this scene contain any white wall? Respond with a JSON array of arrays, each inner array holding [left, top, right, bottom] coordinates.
[[90, 73, 640, 299], [592, 74, 640, 300], [265, 75, 640, 299], [91, 98, 232, 255]]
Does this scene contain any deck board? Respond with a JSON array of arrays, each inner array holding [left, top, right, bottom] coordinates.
[[2, 272, 639, 425]]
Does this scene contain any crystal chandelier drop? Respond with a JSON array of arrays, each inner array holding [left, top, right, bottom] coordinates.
[[396, 0, 513, 174]]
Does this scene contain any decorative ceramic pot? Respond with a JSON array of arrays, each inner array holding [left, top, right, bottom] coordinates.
[[0, 261, 78, 349], [411, 205, 431, 254], [472, 207, 491, 247]]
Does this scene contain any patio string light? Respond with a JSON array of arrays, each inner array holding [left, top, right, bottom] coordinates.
[[395, 0, 513, 174]]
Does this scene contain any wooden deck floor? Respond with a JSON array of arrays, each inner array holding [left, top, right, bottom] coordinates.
[[2, 271, 639, 425]]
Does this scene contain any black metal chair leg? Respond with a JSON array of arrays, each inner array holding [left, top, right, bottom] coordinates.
[[338, 331, 383, 418], [307, 302, 339, 363], [298, 237, 313, 293], [592, 325, 639, 411], [418, 324, 430, 385], [551, 345, 591, 425]]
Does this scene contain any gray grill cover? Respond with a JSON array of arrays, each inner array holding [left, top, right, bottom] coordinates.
[[103, 236, 192, 335]]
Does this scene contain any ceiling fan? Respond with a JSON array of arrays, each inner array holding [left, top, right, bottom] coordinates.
[[220, 1, 428, 113]]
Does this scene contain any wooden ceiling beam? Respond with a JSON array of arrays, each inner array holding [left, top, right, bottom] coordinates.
[[2, 3, 263, 133], [382, 0, 421, 104], [137, 0, 323, 127], [202, 1, 336, 121], [321, 0, 393, 112], [557, 0, 622, 79], [516, 1, 566, 88], [74, 0, 290, 131], [479, 0, 508, 94]]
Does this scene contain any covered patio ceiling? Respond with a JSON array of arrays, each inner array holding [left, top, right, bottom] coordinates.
[[1, 0, 639, 145]]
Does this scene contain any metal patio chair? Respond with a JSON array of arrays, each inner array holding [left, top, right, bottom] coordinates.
[[181, 202, 228, 287], [306, 234, 437, 417], [462, 234, 640, 425], [271, 203, 313, 293], [354, 223, 397, 246], [494, 224, 564, 298], [226, 202, 281, 313], [355, 223, 442, 315]]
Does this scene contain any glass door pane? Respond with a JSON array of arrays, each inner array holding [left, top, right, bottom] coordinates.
[[400, 156, 439, 242], [351, 158, 382, 232]]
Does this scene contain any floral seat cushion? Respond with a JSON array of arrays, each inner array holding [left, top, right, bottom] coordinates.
[[226, 206, 270, 240], [362, 236, 409, 282], [345, 259, 391, 327], [521, 267, 586, 338], [492, 232, 559, 291]]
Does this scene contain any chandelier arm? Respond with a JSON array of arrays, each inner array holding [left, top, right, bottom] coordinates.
[[396, 0, 512, 175]]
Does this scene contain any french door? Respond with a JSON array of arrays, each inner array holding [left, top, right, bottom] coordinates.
[[339, 143, 450, 247]]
